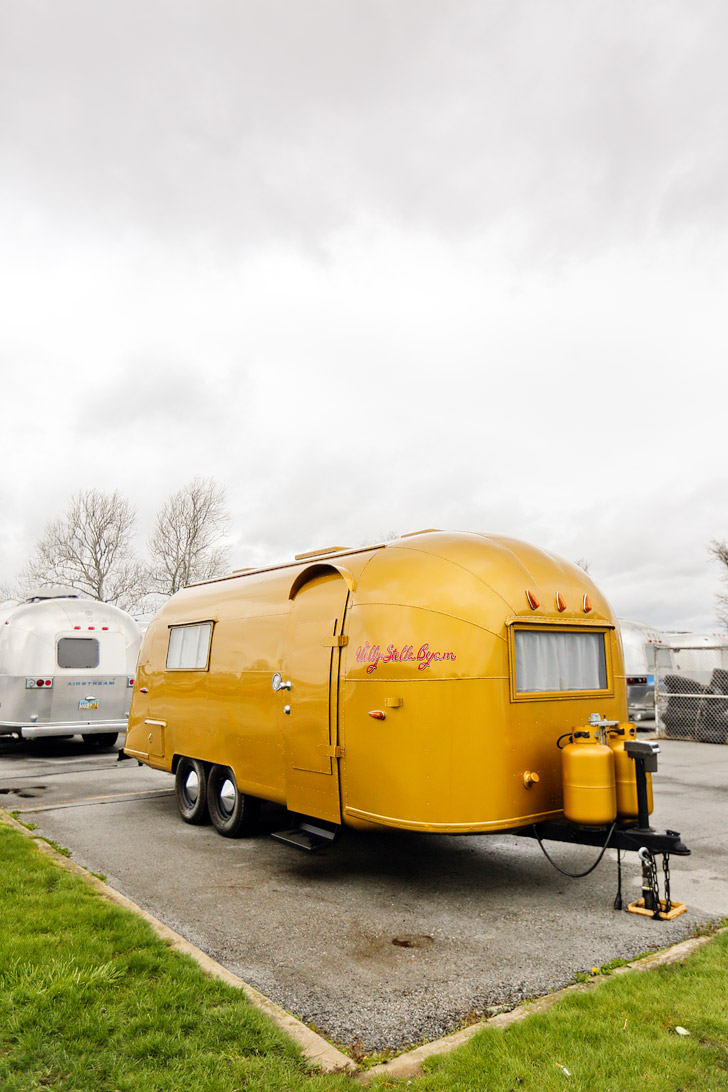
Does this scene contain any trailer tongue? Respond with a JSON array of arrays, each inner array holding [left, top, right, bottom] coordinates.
[[519, 734, 688, 919]]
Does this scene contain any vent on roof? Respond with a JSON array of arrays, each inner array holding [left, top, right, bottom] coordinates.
[[294, 546, 349, 560], [400, 529, 441, 538], [23, 585, 82, 603]]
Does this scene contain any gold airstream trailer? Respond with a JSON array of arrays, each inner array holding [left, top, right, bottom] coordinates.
[[127, 529, 674, 838]]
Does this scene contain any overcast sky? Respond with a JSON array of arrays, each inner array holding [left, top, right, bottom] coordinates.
[[2, 1, 727, 631]]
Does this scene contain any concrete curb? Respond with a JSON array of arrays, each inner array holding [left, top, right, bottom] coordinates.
[[0, 809, 356, 1075]]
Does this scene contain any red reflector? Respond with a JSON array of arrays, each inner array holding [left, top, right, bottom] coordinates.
[[128, 678, 135, 687], [36, 679, 44, 687], [102, 626, 109, 631], [88, 626, 95, 630], [74, 626, 81, 630]]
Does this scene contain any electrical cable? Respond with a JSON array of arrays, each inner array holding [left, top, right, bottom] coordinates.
[[532, 820, 617, 878]]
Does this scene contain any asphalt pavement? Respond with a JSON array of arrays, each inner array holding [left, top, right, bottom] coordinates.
[[1, 734, 726, 1053]]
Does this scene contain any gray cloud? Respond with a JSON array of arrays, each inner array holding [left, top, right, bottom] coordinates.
[[2, 1, 727, 253], [2, 1, 728, 631]]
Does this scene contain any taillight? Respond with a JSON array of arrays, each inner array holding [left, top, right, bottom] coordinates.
[[626, 676, 648, 685], [26, 678, 54, 689], [127, 677, 135, 687]]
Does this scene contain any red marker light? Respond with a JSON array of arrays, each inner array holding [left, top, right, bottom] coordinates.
[[583, 594, 592, 613], [525, 589, 539, 610], [36, 679, 44, 687], [555, 592, 566, 612], [368, 710, 386, 720]]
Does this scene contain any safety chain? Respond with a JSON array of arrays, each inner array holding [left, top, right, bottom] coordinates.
[[663, 853, 672, 914], [648, 851, 661, 919], [638, 848, 674, 919], [641, 849, 662, 919]]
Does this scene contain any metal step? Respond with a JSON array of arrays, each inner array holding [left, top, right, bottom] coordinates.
[[271, 819, 339, 852]]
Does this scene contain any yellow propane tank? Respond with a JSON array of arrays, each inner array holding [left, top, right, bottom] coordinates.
[[607, 723, 654, 821], [561, 730, 617, 826]]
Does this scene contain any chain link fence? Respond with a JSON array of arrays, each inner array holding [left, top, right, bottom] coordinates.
[[653, 643, 728, 744]]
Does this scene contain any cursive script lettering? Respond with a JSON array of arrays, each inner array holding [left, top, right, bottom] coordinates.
[[355, 641, 456, 674]]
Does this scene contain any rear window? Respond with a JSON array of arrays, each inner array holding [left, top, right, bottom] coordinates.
[[167, 623, 213, 671], [514, 629, 608, 693], [57, 637, 100, 670]]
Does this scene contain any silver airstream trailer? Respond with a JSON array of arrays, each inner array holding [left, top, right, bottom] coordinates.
[[618, 618, 666, 722], [0, 588, 141, 746]]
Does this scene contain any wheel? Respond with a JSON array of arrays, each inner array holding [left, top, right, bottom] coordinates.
[[82, 733, 118, 748], [175, 757, 209, 824], [207, 764, 260, 837]]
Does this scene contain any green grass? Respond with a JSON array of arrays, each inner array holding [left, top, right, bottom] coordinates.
[[395, 951, 728, 1092], [2, 820, 727, 1092], [0, 824, 348, 1092]]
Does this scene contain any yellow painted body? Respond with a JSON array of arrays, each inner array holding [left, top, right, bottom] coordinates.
[[125, 530, 632, 833]]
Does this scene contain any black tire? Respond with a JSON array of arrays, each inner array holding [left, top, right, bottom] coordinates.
[[207, 764, 260, 837], [82, 733, 118, 748], [175, 757, 209, 824]]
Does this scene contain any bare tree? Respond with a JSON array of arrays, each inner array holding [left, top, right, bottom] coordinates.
[[146, 477, 230, 597], [708, 539, 728, 626], [22, 489, 147, 611], [574, 557, 591, 573], [0, 582, 20, 606]]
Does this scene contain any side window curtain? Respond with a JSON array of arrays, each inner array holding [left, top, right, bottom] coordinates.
[[167, 623, 213, 670]]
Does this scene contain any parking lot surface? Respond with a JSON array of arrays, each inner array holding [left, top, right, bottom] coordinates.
[[1, 736, 726, 1052]]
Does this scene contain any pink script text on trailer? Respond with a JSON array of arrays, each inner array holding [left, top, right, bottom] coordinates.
[[355, 642, 457, 674]]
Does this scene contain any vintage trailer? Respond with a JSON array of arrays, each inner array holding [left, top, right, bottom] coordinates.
[[618, 618, 666, 722], [125, 530, 688, 887], [0, 588, 141, 746]]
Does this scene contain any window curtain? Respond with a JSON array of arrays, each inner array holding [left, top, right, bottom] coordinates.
[[515, 630, 607, 693], [167, 623, 212, 670]]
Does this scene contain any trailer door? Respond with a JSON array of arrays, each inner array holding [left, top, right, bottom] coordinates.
[[280, 569, 348, 823]]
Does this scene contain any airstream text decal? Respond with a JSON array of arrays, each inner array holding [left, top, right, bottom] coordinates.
[[66, 680, 116, 686], [355, 642, 457, 674]]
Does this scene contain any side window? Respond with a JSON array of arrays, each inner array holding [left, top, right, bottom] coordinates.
[[57, 638, 100, 669], [654, 647, 673, 670], [513, 629, 608, 694], [166, 623, 213, 671]]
